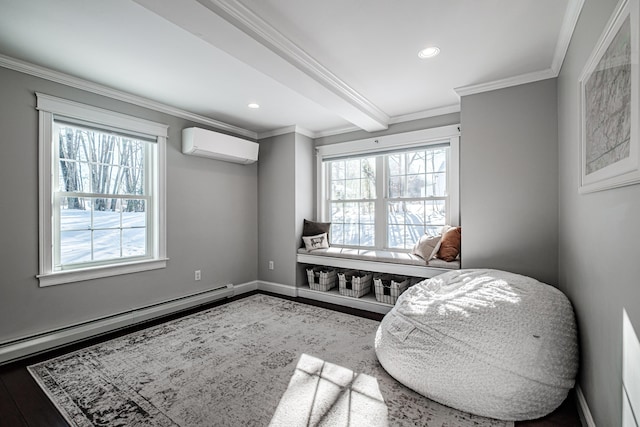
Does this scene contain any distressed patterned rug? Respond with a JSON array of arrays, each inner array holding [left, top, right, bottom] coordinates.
[[29, 294, 513, 427]]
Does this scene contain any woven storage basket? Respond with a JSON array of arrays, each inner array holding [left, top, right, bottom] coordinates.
[[374, 274, 410, 304], [338, 270, 373, 298], [306, 266, 337, 291]]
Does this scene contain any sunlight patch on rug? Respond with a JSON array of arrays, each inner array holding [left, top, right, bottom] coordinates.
[[269, 353, 388, 426]]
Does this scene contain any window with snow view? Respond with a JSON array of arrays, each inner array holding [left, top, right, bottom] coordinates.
[[55, 122, 150, 265], [37, 94, 168, 286], [319, 127, 459, 251]]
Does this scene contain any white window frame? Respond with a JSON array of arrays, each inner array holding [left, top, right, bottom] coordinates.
[[317, 125, 460, 251], [36, 93, 168, 287]]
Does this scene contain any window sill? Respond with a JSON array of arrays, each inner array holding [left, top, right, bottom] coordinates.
[[37, 258, 169, 287]]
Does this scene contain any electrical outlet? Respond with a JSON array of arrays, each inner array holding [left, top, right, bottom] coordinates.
[[268, 261, 274, 270], [194, 270, 201, 281]]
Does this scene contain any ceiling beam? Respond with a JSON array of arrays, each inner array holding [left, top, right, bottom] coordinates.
[[134, 0, 389, 132]]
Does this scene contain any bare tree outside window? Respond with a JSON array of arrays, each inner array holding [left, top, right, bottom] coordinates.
[[55, 124, 149, 265], [326, 146, 449, 251]]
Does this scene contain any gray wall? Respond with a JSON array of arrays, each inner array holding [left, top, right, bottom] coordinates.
[[0, 66, 258, 343], [460, 79, 559, 285], [294, 133, 315, 286], [258, 133, 296, 285], [558, 0, 640, 424], [257, 131, 314, 286]]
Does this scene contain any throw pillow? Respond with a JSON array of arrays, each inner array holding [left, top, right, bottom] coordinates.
[[301, 219, 331, 248], [412, 234, 442, 262], [437, 226, 461, 262], [302, 233, 330, 251]]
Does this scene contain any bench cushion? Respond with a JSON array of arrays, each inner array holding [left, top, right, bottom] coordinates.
[[297, 247, 460, 269]]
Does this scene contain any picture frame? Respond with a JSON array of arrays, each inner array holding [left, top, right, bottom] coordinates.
[[579, 0, 640, 193]]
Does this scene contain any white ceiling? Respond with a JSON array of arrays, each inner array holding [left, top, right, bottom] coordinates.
[[0, 0, 582, 139]]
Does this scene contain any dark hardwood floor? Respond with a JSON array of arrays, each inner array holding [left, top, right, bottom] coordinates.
[[0, 291, 581, 427]]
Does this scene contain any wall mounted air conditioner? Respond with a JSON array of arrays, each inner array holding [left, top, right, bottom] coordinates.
[[182, 127, 259, 164]]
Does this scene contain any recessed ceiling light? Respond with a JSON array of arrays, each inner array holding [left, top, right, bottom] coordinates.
[[418, 46, 440, 59], [248, 103, 260, 109]]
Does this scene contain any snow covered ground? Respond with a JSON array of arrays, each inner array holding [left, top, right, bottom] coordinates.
[[59, 209, 146, 265]]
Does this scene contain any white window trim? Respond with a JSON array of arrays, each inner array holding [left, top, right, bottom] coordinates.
[[36, 93, 169, 287], [316, 125, 460, 250]]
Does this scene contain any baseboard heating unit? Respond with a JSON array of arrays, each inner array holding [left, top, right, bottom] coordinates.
[[0, 284, 234, 365]]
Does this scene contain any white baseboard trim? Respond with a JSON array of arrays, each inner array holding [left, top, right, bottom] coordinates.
[[257, 280, 298, 297], [576, 385, 596, 427], [296, 287, 392, 315], [0, 284, 235, 365], [233, 280, 259, 296]]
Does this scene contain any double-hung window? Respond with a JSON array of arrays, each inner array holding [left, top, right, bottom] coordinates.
[[327, 156, 377, 247], [37, 93, 168, 286], [318, 126, 459, 251]]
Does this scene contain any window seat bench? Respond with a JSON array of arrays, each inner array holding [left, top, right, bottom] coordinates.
[[296, 247, 460, 314], [296, 247, 460, 279]]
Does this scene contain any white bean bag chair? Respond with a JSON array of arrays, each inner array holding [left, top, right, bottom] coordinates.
[[374, 269, 578, 421]]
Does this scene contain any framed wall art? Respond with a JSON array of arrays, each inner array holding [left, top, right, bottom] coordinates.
[[579, 0, 640, 193]]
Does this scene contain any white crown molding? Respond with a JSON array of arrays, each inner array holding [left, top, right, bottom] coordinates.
[[0, 54, 257, 140], [294, 126, 315, 139], [257, 125, 296, 140], [257, 125, 314, 140], [388, 104, 461, 124], [312, 104, 461, 139], [200, 0, 389, 131], [259, 123, 360, 140], [454, 67, 557, 97], [313, 124, 362, 139], [552, 0, 586, 74], [454, 0, 584, 98]]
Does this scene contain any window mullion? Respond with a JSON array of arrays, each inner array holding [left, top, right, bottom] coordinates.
[[59, 192, 151, 200], [90, 199, 95, 262], [52, 194, 61, 269], [145, 142, 153, 258], [448, 135, 460, 226], [324, 162, 330, 222], [120, 207, 124, 259], [52, 122, 60, 269], [41, 111, 55, 274], [376, 156, 386, 250]]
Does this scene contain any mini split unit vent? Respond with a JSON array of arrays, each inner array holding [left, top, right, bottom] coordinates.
[[181, 127, 259, 164]]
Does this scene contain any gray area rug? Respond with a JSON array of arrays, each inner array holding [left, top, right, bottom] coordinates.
[[29, 294, 513, 426]]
